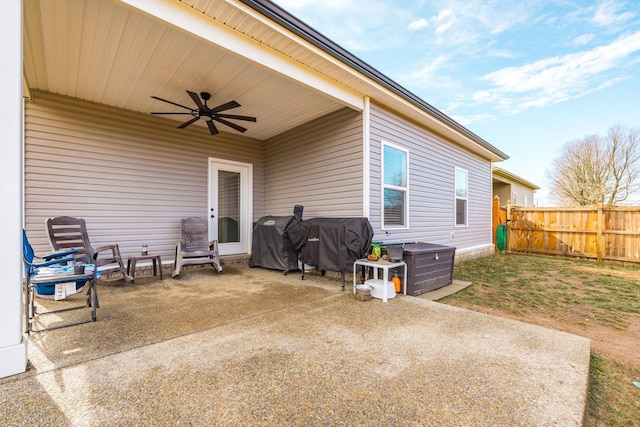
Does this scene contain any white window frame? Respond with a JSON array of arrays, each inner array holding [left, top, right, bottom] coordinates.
[[454, 167, 468, 227], [381, 141, 409, 230]]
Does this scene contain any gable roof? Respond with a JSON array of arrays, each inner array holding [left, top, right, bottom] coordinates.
[[240, 0, 508, 161], [492, 166, 540, 190], [24, 0, 508, 161]]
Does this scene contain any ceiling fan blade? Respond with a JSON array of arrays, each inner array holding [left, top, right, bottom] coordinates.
[[187, 90, 206, 110], [151, 112, 194, 115], [214, 117, 247, 133], [211, 100, 241, 113], [177, 117, 200, 129], [216, 113, 257, 122], [151, 96, 194, 111], [206, 120, 219, 135]]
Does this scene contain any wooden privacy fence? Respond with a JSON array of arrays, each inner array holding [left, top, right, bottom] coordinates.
[[506, 203, 640, 264]]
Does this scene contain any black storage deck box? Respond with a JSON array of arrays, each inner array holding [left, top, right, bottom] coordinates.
[[402, 243, 456, 295]]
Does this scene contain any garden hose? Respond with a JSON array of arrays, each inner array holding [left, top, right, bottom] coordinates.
[[496, 224, 507, 252]]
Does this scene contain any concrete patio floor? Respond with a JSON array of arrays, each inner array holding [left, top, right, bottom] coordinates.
[[1, 263, 590, 426]]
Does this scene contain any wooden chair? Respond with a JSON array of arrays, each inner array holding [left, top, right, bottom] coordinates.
[[46, 216, 133, 282], [173, 217, 222, 277]]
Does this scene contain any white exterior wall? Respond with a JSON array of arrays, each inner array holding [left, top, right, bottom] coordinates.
[[369, 103, 493, 256], [263, 108, 363, 218], [24, 92, 265, 259]]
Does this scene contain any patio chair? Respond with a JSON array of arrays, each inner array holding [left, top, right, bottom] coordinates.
[[173, 217, 222, 277], [46, 216, 133, 282], [23, 229, 98, 332]]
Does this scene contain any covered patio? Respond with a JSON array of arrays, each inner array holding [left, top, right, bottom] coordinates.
[[1, 266, 590, 425]]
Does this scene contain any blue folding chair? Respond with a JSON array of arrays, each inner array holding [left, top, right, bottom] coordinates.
[[23, 230, 99, 333]]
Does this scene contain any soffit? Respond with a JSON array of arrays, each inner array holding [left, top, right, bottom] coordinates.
[[23, 0, 347, 140]]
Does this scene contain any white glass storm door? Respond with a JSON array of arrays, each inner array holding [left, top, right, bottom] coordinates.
[[208, 159, 252, 256]]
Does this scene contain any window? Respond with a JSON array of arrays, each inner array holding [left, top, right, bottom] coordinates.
[[382, 143, 408, 228], [455, 168, 468, 226]]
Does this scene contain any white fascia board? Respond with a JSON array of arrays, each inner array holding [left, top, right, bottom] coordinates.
[[119, 0, 364, 111]]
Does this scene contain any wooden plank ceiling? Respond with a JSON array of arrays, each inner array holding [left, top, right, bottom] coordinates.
[[22, 0, 351, 140]]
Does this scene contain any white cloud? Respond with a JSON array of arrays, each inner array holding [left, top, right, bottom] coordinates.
[[474, 30, 640, 113], [450, 113, 495, 126], [433, 9, 457, 36], [408, 18, 428, 32], [591, 0, 636, 27], [572, 34, 595, 46], [398, 55, 454, 89], [410, 2, 535, 50], [272, 0, 411, 53]]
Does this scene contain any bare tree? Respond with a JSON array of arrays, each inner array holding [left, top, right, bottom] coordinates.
[[547, 125, 640, 206]]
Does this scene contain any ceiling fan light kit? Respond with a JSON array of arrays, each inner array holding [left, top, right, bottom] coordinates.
[[150, 90, 256, 135]]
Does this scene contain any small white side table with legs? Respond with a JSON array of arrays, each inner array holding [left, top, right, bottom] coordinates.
[[353, 258, 407, 303]]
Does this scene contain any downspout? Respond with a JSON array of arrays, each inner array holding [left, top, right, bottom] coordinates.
[[489, 162, 496, 247], [362, 96, 370, 218]]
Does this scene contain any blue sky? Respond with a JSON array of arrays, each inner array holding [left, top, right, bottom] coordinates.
[[273, 0, 640, 206]]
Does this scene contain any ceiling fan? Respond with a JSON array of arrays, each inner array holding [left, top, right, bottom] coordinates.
[[150, 90, 256, 135]]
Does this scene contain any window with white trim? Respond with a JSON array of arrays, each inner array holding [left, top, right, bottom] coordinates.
[[382, 143, 408, 228], [455, 168, 468, 226]]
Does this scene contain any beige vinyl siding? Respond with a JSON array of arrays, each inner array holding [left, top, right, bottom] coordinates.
[[493, 183, 512, 207], [263, 108, 363, 218], [494, 182, 535, 207], [369, 102, 493, 250], [513, 184, 534, 207], [24, 91, 264, 260]]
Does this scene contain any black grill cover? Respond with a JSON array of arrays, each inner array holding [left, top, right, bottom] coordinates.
[[287, 217, 374, 274], [249, 213, 301, 272]]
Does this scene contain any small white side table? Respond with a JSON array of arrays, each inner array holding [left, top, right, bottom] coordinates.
[[353, 258, 407, 303]]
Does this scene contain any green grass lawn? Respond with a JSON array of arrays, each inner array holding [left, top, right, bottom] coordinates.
[[440, 253, 640, 426]]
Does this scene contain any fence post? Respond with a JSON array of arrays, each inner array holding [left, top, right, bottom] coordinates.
[[493, 195, 500, 251], [506, 200, 512, 252], [596, 203, 603, 263]]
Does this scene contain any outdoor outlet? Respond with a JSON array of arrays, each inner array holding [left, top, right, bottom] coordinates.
[[449, 232, 454, 241]]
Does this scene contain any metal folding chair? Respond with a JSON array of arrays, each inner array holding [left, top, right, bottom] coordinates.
[[23, 230, 99, 333]]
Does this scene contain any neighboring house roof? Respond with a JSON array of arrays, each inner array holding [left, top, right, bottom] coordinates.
[[492, 166, 540, 190], [23, 0, 508, 161]]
